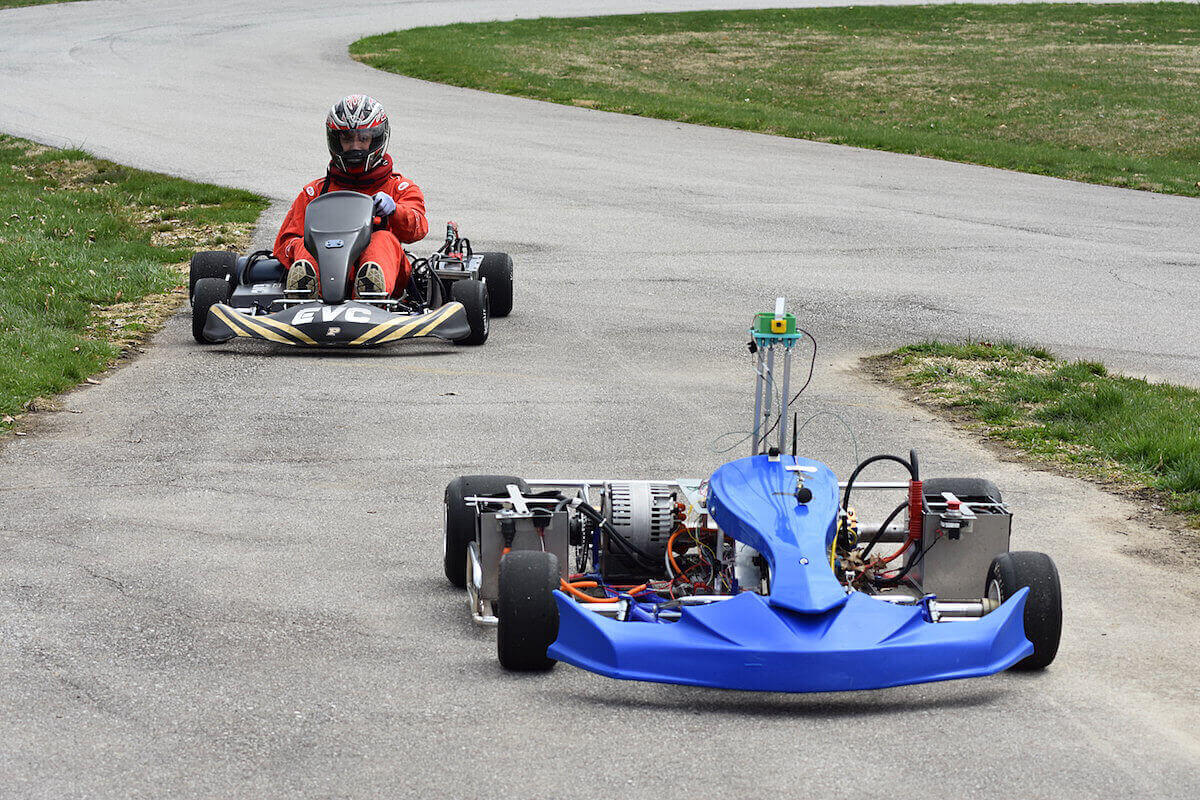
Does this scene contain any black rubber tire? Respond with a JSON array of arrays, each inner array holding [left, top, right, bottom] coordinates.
[[450, 278, 489, 346], [497, 550, 560, 672], [477, 251, 514, 317], [443, 475, 529, 588], [191, 277, 232, 344], [987, 551, 1062, 670], [925, 477, 1002, 503], [189, 251, 238, 301]]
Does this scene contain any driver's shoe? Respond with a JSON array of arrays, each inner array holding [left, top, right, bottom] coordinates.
[[355, 262, 387, 298], [285, 260, 318, 299]]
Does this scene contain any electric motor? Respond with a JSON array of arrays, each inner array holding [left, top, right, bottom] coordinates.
[[599, 481, 675, 579]]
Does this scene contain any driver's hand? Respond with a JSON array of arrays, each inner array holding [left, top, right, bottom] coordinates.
[[372, 191, 397, 217]]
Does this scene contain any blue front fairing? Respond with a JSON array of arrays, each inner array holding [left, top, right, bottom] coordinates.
[[550, 589, 1030, 692], [547, 454, 1035, 692], [707, 454, 847, 614]]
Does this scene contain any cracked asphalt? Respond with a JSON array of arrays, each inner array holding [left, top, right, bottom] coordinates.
[[1, 1, 1197, 797]]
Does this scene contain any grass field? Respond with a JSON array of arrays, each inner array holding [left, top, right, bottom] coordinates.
[[353, 2, 1200, 196], [875, 341, 1200, 525], [0, 135, 265, 430], [0, 0, 83, 9]]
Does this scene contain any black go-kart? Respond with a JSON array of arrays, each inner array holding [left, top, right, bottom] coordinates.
[[188, 190, 513, 347]]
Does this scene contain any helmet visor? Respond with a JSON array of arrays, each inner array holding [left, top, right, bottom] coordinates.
[[326, 126, 388, 165]]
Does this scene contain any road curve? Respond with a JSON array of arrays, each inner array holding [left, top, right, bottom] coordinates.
[[1, 1, 1197, 798]]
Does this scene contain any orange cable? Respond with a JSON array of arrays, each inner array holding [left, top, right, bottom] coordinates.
[[560, 579, 620, 603], [667, 525, 688, 578]]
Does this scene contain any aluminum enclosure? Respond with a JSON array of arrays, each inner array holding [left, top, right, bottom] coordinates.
[[477, 511, 570, 600], [914, 494, 1012, 600]]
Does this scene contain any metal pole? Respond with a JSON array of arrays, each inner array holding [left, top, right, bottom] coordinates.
[[777, 341, 792, 454], [761, 346, 774, 453], [751, 344, 766, 455]]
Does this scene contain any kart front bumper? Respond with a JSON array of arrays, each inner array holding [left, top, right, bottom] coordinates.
[[203, 300, 470, 346], [549, 589, 1032, 693]]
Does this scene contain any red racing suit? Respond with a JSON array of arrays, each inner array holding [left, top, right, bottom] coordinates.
[[273, 154, 428, 296]]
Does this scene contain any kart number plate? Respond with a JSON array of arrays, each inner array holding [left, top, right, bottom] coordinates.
[[324, 239, 344, 249]]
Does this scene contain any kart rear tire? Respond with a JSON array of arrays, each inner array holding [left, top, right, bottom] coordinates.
[[987, 551, 1061, 671], [189, 251, 238, 301], [497, 550, 559, 672], [925, 477, 1002, 503], [444, 475, 529, 588], [477, 252, 514, 317], [191, 277, 232, 344], [450, 278, 489, 346]]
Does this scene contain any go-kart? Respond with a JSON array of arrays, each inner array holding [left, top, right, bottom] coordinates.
[[442, 301, 1062, 692], [188, 190, 514, 347]]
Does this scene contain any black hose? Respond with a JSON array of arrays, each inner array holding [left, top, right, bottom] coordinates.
[[858, 500, 909, 560], [842, 454, 917, 511], [560, 495, 661, 571]]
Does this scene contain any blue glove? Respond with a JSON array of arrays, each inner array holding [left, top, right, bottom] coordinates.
[[372, 191, 396, 217]]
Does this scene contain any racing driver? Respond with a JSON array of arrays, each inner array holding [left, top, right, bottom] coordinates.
[[275, 94, 428, 299]]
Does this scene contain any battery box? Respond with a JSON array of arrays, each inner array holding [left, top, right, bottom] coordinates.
[[477, 511, 570, 601], [906, 490, 1011, 600]]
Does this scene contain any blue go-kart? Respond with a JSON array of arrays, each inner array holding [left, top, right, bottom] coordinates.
[[442, 301, 1061, 692]]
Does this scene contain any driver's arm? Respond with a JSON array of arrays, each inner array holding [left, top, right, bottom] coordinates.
[[386, 180, 429, 244], [273, 185, 316, 267]]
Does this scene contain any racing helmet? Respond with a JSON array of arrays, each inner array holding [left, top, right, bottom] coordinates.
[[325, 94, 390, 171]]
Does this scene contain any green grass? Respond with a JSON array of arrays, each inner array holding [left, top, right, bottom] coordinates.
[[880, 341, 1200, 522], [0, 135, 266, 429], [352, 3, 1200, 196], [0, 0, 85, 8]]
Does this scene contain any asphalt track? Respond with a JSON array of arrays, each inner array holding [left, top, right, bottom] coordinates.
[[1, 1, 1198, 797]]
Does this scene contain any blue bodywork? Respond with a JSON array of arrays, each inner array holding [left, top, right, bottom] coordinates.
[[547, 454, 1033, 692]]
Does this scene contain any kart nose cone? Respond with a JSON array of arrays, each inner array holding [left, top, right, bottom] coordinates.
[[202, 300, 470, 346], [548, 589, 1032, 693]]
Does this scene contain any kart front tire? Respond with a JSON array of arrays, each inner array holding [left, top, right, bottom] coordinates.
[[443, 475, 529, 588], [477, 252, 514, 317], [191, 277, 232, 344], [451, 278, 489, 346], [189, 251, 238, 302], [497, 550, 559, 672], [987, 551, 1061, 670]]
